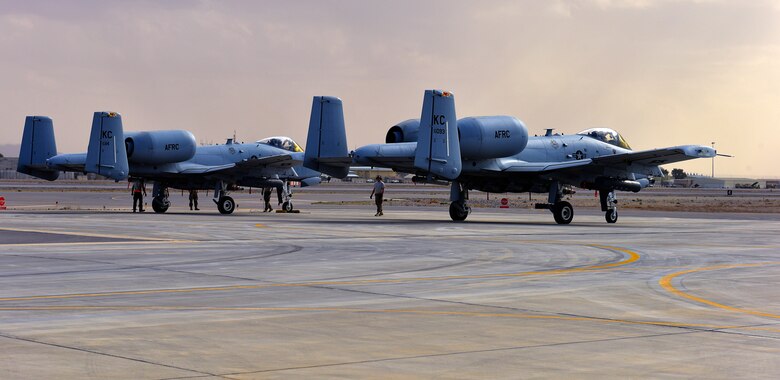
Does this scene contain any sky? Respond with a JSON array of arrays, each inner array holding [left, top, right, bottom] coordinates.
[[1, 0, 778, 177]]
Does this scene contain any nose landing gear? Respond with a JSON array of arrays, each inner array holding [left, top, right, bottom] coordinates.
[[602, 190, 618, 223]]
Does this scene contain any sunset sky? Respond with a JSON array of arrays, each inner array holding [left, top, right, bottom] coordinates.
[[1, 1, 778, 177]]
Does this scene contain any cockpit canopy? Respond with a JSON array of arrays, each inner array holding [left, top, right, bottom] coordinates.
[[577, 128, 632, 150], [256, 136, 304, 152]]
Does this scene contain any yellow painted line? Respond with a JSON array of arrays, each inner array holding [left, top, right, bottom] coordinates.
[[660, 263, 780, 319], [482, 236, 780, 251], [0, 245, 640, 302], [254, 223, 267, 228], [0, 305, 734, 330], [0, 226, 170, 242], [738, 326, 780, 333]]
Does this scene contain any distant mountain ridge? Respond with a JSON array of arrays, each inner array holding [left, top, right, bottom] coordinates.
[[0, 144, 20, 157]]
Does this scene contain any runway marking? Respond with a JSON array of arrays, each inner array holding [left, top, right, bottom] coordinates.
[[660, 262, 780, 320], [0, 226, 171, 242], [738, 326, 780, 333], [0, 245, 639, 302], [0, 305, 736, 330]]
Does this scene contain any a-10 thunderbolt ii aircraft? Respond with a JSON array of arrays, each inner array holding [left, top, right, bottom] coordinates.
[[304, 90, 717, 224], [17, 112, 321, 214]]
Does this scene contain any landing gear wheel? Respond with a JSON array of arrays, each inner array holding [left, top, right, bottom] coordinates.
[[282, 201, 293, 212], [449, 202, 470, 222], [605, 209, 618, 223], [151, 196, 170, 213], [552, 201, 574, 224], [217, 196, 235, 214]]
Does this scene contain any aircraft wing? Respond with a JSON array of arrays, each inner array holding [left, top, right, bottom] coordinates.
[[481, 158, 592, 173], [480, 145, 714, 176], [176, 163, 236, 174], [590, 145, 716, 167], [174, 154, 298, 175], [234, 154, 297, 169]]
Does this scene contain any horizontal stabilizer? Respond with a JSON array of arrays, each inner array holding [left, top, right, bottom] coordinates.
[[17, 116, 59, 181], [85, 112, 129, 181], [316, 157, 353, 165], [304, 96, 350, 178]]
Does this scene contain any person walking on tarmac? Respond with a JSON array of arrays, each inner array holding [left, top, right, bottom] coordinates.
[[263, 187, 273, 212], [131, 179, 146, 212], [369, 175, 385, 216], [188, 189, 199, 210]]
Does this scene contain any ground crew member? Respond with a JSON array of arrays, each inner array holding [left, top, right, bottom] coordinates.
[[131, 179, 146, 212], [263, 187, 273, 212], [369, 175, 385, 216], [189, 189, 199, 210]]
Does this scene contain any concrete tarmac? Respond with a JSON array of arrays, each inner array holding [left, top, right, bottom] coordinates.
[[0, 192, 779, 378]]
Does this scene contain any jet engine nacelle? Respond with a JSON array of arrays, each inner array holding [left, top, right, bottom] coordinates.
[[457, 116, 528, 160], [124, 130, 197, 164], [385, 119, 421, 143]]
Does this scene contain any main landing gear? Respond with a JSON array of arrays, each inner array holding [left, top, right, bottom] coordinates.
[[448, 181, 471, 222], [534, 184, 620, 224], [534, 181, 574, 224], [552, 201, 574, 225], [151, 183, 170, 213], [213, 181, 236, 215]]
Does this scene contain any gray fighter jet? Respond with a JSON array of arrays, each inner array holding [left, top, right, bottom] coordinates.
[[304, 90, 718, 224], [17, 112, 321, 214]]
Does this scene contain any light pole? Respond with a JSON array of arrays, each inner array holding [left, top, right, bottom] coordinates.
[[711, 141, 715, 177]]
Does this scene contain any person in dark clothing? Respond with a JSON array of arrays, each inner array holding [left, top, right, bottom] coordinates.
[[369, 175, 385, 216], [263, 187, 273, 212], [189, 189, 199, 210], [131, 179, 146, 212]]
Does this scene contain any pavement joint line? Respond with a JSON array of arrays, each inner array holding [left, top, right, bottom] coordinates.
[[212, 330, 738, 376], [0, 305, 740, 330], [659, 262, 780, 319], [0, 226, 174, 242], [0, 331, 226, 378], [0, 244, 640, 302], [0, 240, 197, 247]]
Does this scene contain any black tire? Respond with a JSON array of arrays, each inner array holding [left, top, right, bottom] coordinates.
[[605, 209, 618, 223], [282, 201, 293, 212], [151, 196, 169, 213], [552, 201, 574, 224], [217, 196, 235, 215], [449, 202, 469, 222]]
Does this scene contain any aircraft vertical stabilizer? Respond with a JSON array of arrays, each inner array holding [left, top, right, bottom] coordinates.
[[414, 90, 461, 180], [304, 96, 350, 178], [17, 116, 60, 181], [85, 112, 129, 181]]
